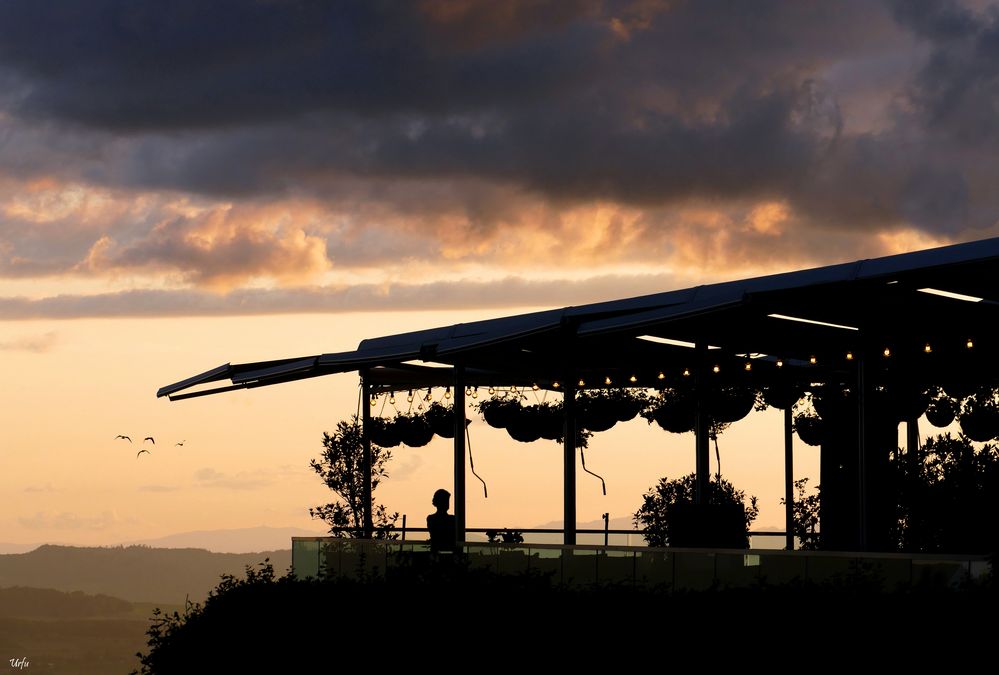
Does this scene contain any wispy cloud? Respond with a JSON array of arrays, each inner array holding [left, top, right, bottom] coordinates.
[[194, 467, 274, 491], [17, 509, 134, 531], [0, 331, 58, 352]]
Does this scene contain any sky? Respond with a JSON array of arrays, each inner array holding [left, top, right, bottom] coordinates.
[[0, 0, 993, 547]]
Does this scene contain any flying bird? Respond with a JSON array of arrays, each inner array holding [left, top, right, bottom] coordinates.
[[115, 435, 132, 443], [175, 440, 185, 446], [144, 437, 155, 444], [136, 448, 151, 458]]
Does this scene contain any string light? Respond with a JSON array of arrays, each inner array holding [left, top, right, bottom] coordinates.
[[776, 359, 784, 368], [712, 365, 720, 374], [629, 375, 638, 383], [444, 386, 451, 400], [883, 347, 891, 358], [683, 368, 691, 377], [465, 387, 472, 396], [552, 381, 560, 389], [809, 356, 817, 365], [370, 396, 377, 406], [578, 378, 586, 387], [604, 376, 612, 385], [471, 389, 478, 399], [389, 394, 396, 405], [407, 389, 414, 403], [532, 383, 540, 391], [657, 372, 665, 380], [846, 352, 854, 361], [967, 338, 974, 349], [425, 389, 432, 402], [924, 343, 932, 354], [744, 362, 752, 371], [488, 386, 495, 395]]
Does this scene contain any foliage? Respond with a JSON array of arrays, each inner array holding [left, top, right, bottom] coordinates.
[[634, 472, 759, 547], [890, 433, 999, 553], [309, 415, 399, 539], [780, 478, 821, 550]]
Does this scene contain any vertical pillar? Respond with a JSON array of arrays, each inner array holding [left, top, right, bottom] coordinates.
[[563, 378, 577, 545], [360, 371, 374, 539], [453, 366, 466, 545], [784, 406, 794, 550], [694, 343, 710, 504], [906, 418, 920, 455], [856, 351, 867, 551]]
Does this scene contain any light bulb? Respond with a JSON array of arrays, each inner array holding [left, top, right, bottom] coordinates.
[[465, 387, 472, 396], [924, 343, 932, 353], [552, 381, 560, 389], [657, 372, 665, 380], [883, 347, 891, 358], [846, 352, 854, 361], [967, 338, 974, 349], [629, 375, 638, 383], [712, 365, 720, 374], [389, 395, 395, 405], [744, 362, 752, 371], [682, 368, 690, 377], [605, 376, 612, 385], [809, 356, 817, 365], [776, 359, 784, 368], [532, 383, 540, 391], [407, 389, 414, 403], [488, 386, 495, 395], [578, 378, 586, 387], [471, 389, 478, 399]]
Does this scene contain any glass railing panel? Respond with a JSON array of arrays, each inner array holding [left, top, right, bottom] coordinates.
[[497, 546, 530, 576], [911, 559, 968, 588], [292, 539, 320, 580], [465, 544, 501, 573], [596, 550, 635, 585], [561, 549, 598, 587], [803, 555, 855, 584], [714, 552, 760, 588], [758, 553, 807, 585], [673, 551, 717, 591], [527, 547, 562, 581], [635, 550, 673, 589]]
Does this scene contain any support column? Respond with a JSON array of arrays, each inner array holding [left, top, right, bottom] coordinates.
[[453, 366, 466, 545], [360, 372, 374, 539], [906, 418, 920, 455], [694, 343, 710, 504], [784, 406, 794, 550], [563, 378, 577, 545], [856, 351, 868, 551]]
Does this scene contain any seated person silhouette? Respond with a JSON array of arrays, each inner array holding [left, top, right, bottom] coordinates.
[[427, 488, 457, 554]]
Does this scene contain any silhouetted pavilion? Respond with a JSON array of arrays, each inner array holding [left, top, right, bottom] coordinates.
[[159, 237, 999, 551]]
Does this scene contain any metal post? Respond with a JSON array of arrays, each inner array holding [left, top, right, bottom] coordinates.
[[856, 351, 867, 551], [360, 372, 374, 539], [564, 378, 577, 545], [906, 418, 920, 455], [695, 343, 710, 504], [453, 365, 467, 545], [784, 406, 794, 550]]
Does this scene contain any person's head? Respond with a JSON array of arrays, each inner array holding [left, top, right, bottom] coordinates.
[[432, 488, 451, 510]]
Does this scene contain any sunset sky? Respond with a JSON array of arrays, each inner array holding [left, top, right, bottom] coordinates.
[[0, 0, 992, 547]]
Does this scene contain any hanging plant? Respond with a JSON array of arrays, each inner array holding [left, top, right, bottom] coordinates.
[[367, 416, 401, 448], [761, 383, 803, 410], [642, 388, 696, 434], [707, 387, 758, 424], [811, 386, 854, 421], [577, 391, 619, 432], [609, 389, 648, 422], [534, 402, 564, 441], [925, 394, 956, 428], [507, 405, 544, 443], [794, 413, 824, 447], [424, 402, 457, 439], [395, 413, 435, 448], [477, 397, 521, 429], [959, 390, 999, 442]]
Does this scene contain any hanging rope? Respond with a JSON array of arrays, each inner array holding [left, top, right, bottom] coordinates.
[[466, 423, 488, 499], [580, 447, 607, 496]]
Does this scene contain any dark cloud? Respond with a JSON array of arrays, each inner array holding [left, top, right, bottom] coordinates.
[[1, 0, 998, 286]]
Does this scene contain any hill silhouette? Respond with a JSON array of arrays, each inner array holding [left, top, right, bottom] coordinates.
[[0, 545, 290, 604]]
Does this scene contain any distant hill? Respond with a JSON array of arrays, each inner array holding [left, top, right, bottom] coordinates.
[[118, 525, 326, 553], [0, 545, 291, 604]]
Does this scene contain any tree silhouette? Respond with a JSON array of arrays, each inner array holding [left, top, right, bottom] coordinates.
[[309, 416, 398, 538]]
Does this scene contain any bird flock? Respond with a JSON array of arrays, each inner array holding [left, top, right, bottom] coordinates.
[[114, 435, 186, 458]]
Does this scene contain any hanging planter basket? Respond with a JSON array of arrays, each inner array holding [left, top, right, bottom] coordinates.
[[536, 403, 564, 441], [709, 387, 757, 424], [925, 397, 956, 428], [643, 390, 696, 434], [812, 387, 853, 421], [425, 402, 456, 439], [397, 414, 435, 448], [794, 413, 824, 447], [611, 390, 647, 422], [578, 393, 618, 433], [762, 384, 802, 410], [478, 397, 521, 429], [959, 401, 999, 442], [891, 387, 930, 422], [367, 416, 401, 448], [507, 408, 544, 443]]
